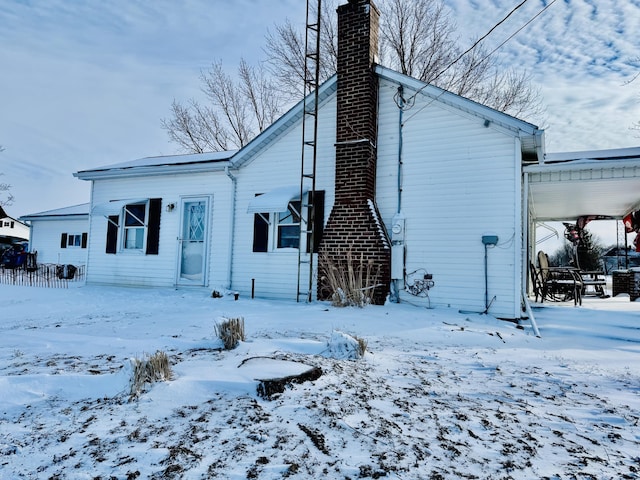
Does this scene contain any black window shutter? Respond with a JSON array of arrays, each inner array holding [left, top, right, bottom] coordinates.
[[81, 232, 88, 249], [252, 213, 269, 252], [106, 216, 119, 254], [145, 198, 162, 255], [60, 233, 68, 249], [307, 190, 325, 253]]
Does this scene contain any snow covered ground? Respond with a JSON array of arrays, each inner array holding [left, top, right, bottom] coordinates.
[[0, 283, 638, 479]]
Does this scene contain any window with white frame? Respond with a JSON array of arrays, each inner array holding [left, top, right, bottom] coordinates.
[[104, 198, 162, 255], [252, 191, 324, 253], [276, 200, 301, 248], [60, 232, 87, 249], [123, 203, 147, 250], [67, 234, 82, 247]]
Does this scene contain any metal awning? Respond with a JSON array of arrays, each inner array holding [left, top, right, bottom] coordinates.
[[246, 186, 307, 214], [92, 199, 147, 217], [525, 154, 640, 221]]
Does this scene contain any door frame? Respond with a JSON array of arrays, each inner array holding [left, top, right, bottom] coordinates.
[[176, 195, 212, 287]]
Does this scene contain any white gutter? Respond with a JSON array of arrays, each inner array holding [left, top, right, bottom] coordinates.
[[74, 162, 229, 181]]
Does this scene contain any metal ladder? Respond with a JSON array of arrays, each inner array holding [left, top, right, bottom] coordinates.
[[297, 0, 322, 302]]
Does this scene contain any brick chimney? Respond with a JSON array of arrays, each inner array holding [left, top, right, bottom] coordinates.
[[318, 0, 390, 304]]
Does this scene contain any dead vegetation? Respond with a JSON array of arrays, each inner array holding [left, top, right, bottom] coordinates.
[[215, 316, 245, 350], [320, 250, 381, 307], [129, 351, 173, 398]]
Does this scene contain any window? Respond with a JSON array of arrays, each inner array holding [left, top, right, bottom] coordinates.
[[252, 191, 324, 253], [68, 234, 82, 247], [104, 198, 161, 255], [277, 201, 301, 248], [123, 203, 146, 250], [60, 233, 88, 249]]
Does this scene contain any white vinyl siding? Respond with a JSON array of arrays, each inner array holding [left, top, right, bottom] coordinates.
[[376, 78, 523, 319], [28, 217, 88, 265], [87, 171, 231, 288], [229, 95, 337, 301]]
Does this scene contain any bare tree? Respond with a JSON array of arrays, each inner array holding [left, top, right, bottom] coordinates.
[[162, 60, 284, 153], [264, 0, 338, 100], [264, 0, 542, 119], [165, 0, 542, 153], [0, 145, 14, 207]]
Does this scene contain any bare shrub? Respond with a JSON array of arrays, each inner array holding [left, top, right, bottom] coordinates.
[[320, 250, 381, 307], [129, 350, 173, 398], [215, 316, 245, 350], [355, 335, 368, 357], [327, 331, 368, 360]]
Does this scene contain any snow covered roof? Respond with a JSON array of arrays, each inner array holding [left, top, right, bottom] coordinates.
[[525, 147, 640, 221], [75, 151, 236, 180], [544, 146, 640, 163], [19, 203, 90, 221]]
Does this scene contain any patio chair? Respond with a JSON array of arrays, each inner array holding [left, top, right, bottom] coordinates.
[[535, 251, 583, 306]]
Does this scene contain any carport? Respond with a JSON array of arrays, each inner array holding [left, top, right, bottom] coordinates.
[[521, 147, 640, 334]]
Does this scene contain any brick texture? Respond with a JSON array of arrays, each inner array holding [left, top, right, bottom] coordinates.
[[318, 0, 390, 304]]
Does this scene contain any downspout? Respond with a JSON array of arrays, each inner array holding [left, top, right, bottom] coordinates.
[[397, 85, 404, 214], [522, 170, 541, 337], [85, 180, 95, 283], [391, 85, 405, 302], [225, 166, 237, 290]]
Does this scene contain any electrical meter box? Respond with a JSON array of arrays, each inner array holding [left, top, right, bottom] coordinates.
[[391, 213, 406, 243]]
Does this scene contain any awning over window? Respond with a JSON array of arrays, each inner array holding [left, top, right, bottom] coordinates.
[[246, 186, 307, 214], [92, 199, 147, 217]]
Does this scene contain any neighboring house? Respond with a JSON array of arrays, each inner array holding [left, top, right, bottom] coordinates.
[[0, 205, 30, 244], [19, 203, 90, 266], [74, 0, 545, 320], [601, 246, 640, 274], [71, 0, 640, 321]]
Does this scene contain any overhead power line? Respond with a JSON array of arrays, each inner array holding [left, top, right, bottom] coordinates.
[[404, 0, 556, 106]]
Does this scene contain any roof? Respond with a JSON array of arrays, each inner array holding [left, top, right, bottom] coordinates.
[[230, 66, 545, 168], [525, 147, 640, 221], [230, 76, 338, 169], [74, 151, 236, 180], [374, 65, 545, 161], [19, 203, 90, 221]]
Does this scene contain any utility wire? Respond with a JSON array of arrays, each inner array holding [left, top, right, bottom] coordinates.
[[403, 0, 547, 106], [477, 0, 558, 68]]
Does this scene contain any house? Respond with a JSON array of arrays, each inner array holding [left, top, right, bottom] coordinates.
[[74, 0, 547, 320], [0, 205, 30, 245], [19, 203, 90, 266]]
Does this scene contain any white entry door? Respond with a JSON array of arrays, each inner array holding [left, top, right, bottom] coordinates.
[[177, 197, 210, 286]]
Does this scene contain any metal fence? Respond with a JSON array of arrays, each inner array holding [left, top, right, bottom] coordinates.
[[0, 264, 85, 288]]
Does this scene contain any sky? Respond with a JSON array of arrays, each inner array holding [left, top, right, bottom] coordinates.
[[1, 0, 639, 241]]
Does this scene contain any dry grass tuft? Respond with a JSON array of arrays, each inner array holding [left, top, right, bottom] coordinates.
[[129, 350, 173, 398], [355, 335, 368, 357], [215, 316, 245, 350], [320, 250, 381, 307]]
